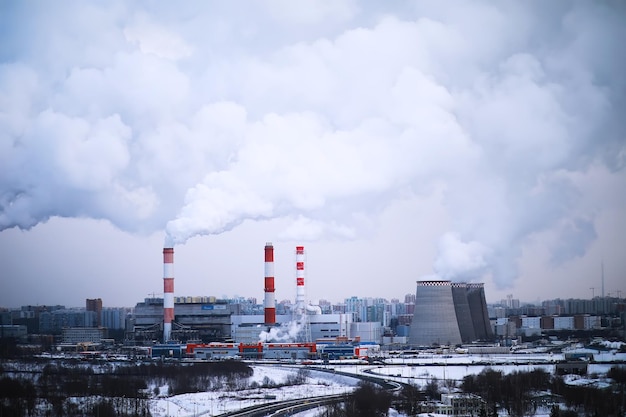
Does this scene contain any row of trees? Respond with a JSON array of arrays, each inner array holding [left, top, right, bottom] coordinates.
[[322, 367, 625, 417], [461, 366, 626, 417], [318, 382, 392, 417], [0, 360, 254, 417]]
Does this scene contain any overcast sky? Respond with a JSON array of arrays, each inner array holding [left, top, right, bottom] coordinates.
[[1, 1, 625, 309]]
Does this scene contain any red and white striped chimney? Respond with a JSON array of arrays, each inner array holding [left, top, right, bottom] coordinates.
[[163, 247, 174, 342], [264, 242, 276, 325], [295, 245, 306, 314]]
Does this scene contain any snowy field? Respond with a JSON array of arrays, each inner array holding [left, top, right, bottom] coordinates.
[[149, 365, 360, 417], [14, 346, 624, 417], [147, 348, 626, 417]]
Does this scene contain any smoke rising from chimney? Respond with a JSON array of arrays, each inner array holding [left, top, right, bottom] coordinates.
[[1, 2, 624, 293]]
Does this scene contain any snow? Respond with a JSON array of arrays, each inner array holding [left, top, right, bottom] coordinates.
[[563, 374, 614, 389], [149, 365, 360, 417], [598, 341, 625, 350], [149, 349, 626, 416], [146, 357, 623, 417], [366, 363, 555, 384], [24, 349, 616, 417]]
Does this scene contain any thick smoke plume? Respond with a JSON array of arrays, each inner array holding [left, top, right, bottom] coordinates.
[[259, 320, 305, 343], [1, 2, 624, 289]]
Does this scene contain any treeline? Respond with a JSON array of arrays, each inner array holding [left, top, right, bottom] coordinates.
[[0, 360, 253, 417], [550, 366, 626, 417], [319, 382, 392, 417], [461, 368, 551, 416], [319, 380, 440, 417], [321, 367, 626, 417], [461, 366, 626, 417]]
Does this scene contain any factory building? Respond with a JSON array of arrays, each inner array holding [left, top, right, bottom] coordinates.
[[62, 327, 107, 344], [350, 322, 383, 343], [409, 280, 494, 347], [129, 298, 241, 344], [129, 302, 385, 345], [187, 342, 240, 360], [184, 339, 377, 361], [263, 342, 316, 360], [231, 312, 355, 343]]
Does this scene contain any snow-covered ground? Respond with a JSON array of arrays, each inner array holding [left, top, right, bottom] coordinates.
[[149, 365, 360, 417], [146, 349, 626, 417]]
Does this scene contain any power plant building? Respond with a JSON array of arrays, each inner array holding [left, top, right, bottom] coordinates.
[[130, 297, 241, 343], [129, 300, 367, 344], [231, 313, 354, 343], [409, 280, 494, 347], [127, 242, 385, 346]]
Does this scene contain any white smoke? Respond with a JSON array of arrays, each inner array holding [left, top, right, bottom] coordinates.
[[1, 2, 624, 290], [259, 320, 305, 343], [433, 233, 491, 282]]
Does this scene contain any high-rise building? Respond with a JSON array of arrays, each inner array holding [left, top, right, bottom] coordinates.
[[86, 298, 103, 327]]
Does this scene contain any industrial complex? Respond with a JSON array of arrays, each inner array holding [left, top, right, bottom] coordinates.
[[128, 243, 380, 359], [131, 244, 473, 345], [118, 242, 499, 360], [3, 241, 623, 361]]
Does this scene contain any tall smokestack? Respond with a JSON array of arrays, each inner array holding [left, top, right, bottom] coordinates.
[[264, 242, 276, 325], [163, 247, 174, 343], [295, 245, 306, 315]]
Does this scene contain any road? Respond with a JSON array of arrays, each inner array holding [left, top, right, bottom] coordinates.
[[213, 364, 404, 417]]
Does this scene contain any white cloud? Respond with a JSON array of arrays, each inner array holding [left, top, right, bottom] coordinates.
[[124, 13, 193, 60], [0, 1, 624, 304]]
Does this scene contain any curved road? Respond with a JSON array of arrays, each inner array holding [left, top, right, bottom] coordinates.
[[214, 364, 403, 417]]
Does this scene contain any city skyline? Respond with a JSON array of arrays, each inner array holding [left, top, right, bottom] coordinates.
[[1, 2, 624, 309], [2, 281, 623, 311]]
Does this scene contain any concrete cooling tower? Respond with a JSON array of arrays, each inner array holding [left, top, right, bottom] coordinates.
[[466, 283, 494, 340], [409, 281, 463, 346], [409, 280, 494, 347], [451, 283, 476, 343]]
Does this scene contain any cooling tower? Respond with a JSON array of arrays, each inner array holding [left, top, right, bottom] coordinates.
[[409, 280, 494, 346], [409, 281, 463, 346], [451, 283, 476, 343], [466, 283, 494, 341]]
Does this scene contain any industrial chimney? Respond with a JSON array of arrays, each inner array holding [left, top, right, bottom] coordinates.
[[295, 245, 306, 315], [163, 247, 174, 342], [264, 242, 276, 325]]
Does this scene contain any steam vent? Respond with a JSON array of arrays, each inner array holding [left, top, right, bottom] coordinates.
[[409, 280, 493, 347]]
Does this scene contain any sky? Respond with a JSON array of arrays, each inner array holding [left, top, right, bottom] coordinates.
[[0, 1, 625, 309]]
